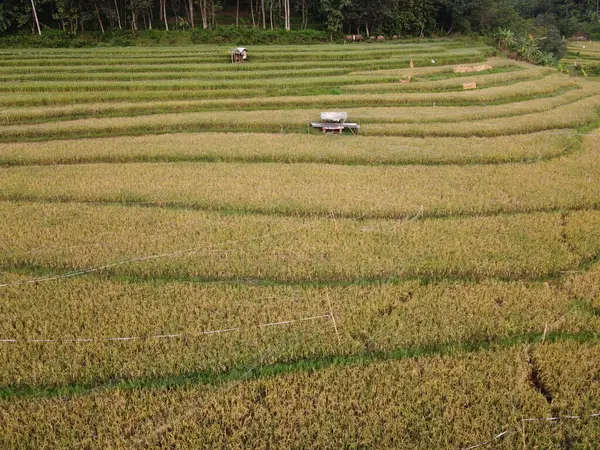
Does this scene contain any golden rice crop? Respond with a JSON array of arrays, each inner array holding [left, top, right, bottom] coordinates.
[[2, 89, 596, 140], [2, 274, 599, 388], [0, 57, 508, 89], [0, 74, 409, 94], [0, 203, 586, 281], [351, 57, 522, 76], [0, 55, 481, 75], [2, 138, 599, 218], [2, 40, 600, 448], [0, 66, 543, 95], [0, 75, 575, 108], [525, 342, 600, 447], [534, 341, 600, 413], [1, 81, 592, 125], [343, 66, 552, 93], [561, 258, 600, 306], [0, 132, 574, 166], [362, 94, 600, 136], [0, 57, 508, 83], [0, 346, 565, 448]]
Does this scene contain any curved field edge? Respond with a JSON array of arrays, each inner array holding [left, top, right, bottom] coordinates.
[[1, 130, 598, 220], [0, 88, 596, 141], [1, 203, 600, 284], [0, 74, 575, 109], [0, 334, 596, 401], [1, 260, 599, 391], [0, 132, 578, 167], [0, 82, 594, 127]]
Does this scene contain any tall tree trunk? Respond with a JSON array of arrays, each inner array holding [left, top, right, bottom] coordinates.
[[131, 0, 138, 31], [188, 0, 195, 28], [160, 0, 168, 30], [270, 0, 274, 30], [94, 0, 105, 33], [30, 0, 42, 35], [302, 0, 307, 30], [164, 0, 169, 30], [261, 0, 266, 28], [250, 0, 255, 26], [201, 0, 208, 29], [212, 0, 216, 28], [114, 0, 122, 29], [236, 0, 240, 27]]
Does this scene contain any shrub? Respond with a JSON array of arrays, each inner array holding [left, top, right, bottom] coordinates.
[[539, 26, 566, 59], [0, 29, 93, 48], [190, 26, 331, 45]]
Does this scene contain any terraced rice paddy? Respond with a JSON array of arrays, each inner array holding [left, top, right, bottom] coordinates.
[[564, 41, 600, 76], [1, 40, 600, 448]]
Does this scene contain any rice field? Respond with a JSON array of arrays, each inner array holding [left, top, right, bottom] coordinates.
[[1, 40, 600, 448], [563, 41, 600, 76]]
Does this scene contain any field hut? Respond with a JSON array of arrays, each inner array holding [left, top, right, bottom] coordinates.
[[229, 47, 248, 63]]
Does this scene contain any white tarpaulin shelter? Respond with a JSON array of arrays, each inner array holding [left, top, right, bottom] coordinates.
[[311, 112, 359, 134], [320, 112, 348, 123]]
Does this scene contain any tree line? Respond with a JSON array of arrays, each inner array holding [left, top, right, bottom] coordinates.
[[1, 0, 598, 38]]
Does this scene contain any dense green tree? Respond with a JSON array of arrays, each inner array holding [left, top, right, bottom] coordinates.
[[0, 0, 597, 39]]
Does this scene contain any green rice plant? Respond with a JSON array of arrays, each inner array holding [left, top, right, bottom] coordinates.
[[0, 67, 353, 83], [0, 74, 407, 94], [562, 42, 600, 75], [0, 43, 453, 59]]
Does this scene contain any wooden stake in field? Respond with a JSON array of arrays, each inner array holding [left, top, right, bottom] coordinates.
[[326, 293, 342, 347]]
